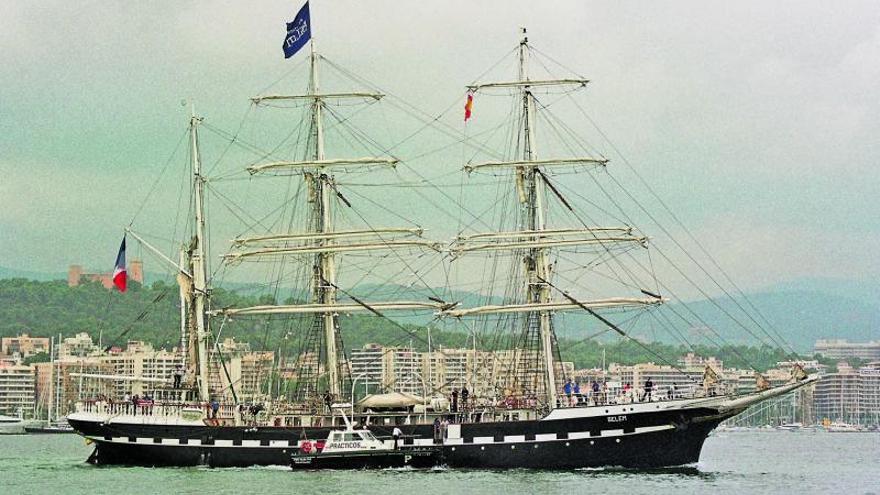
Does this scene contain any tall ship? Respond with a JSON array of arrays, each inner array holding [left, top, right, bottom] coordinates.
[[67, 26, 815, 468]]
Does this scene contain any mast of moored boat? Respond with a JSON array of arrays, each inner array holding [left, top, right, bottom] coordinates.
[[47, 335, 54, 425]]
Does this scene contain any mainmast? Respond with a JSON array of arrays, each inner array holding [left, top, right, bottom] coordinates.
[[308, 41, 341, 398], [190, 108, 211, 402], [220, 43, 445, 403], [516, 29, 556, 408]]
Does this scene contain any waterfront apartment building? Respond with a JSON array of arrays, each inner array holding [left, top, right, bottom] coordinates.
[[349, 344, 385, 396], [208, 338, 274, 402], [350, 343, 574, 402], [609, 362, 709, 398], [814, 339, 880, 361], [349, 344, 424, 396], [0, 363, 35, 416], [57, 332, 103, 360], [34, 360, 113, 419], [0, 334, 50, 359], [99, 340, 182, 399], [813, 362, 880, 424], [423, 347, 499, 399]]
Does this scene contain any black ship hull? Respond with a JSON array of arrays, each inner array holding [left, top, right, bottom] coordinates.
[[69, 402, 738, 469]]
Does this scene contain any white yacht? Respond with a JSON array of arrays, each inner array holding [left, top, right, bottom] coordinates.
[[0, 414, 39, 435]]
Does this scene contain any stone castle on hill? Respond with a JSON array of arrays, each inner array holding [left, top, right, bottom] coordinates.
[[67, 260, 143, 289]]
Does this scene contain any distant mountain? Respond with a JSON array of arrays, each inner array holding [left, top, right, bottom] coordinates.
[[657, 289, 880, 353], [768, 277, 880, 307], [354, 283, 878, 352], [1, 269, 874, 353]]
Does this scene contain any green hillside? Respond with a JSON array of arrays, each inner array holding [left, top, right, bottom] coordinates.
[[0, 278, 808, 372]]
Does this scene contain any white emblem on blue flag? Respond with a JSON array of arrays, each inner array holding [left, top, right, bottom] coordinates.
[[283, 2, 311, 59]]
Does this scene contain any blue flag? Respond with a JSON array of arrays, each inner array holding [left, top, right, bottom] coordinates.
[[283, 2, 311, 59]]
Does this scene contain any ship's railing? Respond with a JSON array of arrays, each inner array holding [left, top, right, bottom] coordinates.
[[551, 384, 718, 409], [75, 399, 240, 421]]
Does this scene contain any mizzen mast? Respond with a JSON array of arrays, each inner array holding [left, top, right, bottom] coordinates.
[[518, 28, 558, 410], [445, 29, 662, 410]]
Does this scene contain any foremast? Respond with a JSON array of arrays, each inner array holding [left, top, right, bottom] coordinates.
[[189, 108, 212, 402]]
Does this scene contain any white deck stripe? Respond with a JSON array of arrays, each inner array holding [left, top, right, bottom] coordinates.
[[89, 423, 677, 449]]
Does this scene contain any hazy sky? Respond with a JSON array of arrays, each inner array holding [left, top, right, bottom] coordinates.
[[2, 0, 879, 296]]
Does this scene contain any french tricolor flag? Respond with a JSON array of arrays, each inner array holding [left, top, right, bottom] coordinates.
[[113, 237, 127, 292]]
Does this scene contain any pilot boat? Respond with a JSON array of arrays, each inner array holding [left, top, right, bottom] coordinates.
[[290, 408, 441, 470]]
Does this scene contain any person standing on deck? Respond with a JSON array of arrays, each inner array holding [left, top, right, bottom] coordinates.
[[461, 386, 469, 413], [322, 390, 332, 414], [451, 388, 458, 414], [392, 426, 402, 450], [173, 365, 183, 389], [563, 379, 573, 406], [643, 377, 654, 402]]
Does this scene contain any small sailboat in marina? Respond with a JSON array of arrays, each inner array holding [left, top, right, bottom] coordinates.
[[66, 5, 817, 469], [26, 336, 75, 434]]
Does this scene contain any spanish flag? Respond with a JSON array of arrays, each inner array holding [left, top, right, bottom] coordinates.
[[464, 92, 474, 121]]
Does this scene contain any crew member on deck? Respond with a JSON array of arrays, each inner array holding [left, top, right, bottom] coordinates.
[[392, 426, 402, 450], [323, 390, 332, 414], [643, 377, 654, 402], [433, 417, 441, 444], [173, 365, 183, 388]]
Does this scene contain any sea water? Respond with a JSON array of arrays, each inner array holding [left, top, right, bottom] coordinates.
[[0, 431, 877, 495]]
